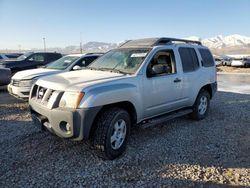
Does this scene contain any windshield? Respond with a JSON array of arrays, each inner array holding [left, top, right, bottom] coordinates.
[[17, 52, 33, 60], [88, 48, 150, 74], [46, 56, 80, 70]]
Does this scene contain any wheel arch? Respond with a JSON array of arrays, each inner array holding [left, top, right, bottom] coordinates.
[[88, 101, 137, 139]]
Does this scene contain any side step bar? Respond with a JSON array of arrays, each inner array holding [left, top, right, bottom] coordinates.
[[141, 109, 193, 128]]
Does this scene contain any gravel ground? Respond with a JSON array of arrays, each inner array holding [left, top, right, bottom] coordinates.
[[217, 66, 250, 73], [0, 85, 250, 187]]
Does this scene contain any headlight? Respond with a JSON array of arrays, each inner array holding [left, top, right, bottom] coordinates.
[[59, 91, 84, 109], [18, 80, 33, 87]]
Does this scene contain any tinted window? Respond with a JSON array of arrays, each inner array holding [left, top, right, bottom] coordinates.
[[46, 53, 62, 61], [28, 54, 45, 62], [0, 56, 2, 60], [179, 48, 199, 72], [199, 49, 214, 67]]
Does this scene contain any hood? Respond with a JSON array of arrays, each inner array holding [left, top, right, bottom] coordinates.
[[36, 69, 125, 91], [0, 59, 22, 68], [12, 68, 61, 80]]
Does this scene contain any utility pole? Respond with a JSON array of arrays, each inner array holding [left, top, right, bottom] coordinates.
[[43, 37, 46, 52], [18, 45, 21, 53], [80, 32, 83, 53]]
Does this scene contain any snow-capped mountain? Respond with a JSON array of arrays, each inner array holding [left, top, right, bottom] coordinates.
[[79, 35, 250, 51], [186, 34, 250, 49], [23, 34, 250, 55]]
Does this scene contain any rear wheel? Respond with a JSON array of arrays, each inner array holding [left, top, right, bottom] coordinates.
[[190, 89, 210, 120], [92, 107, 131, 160]]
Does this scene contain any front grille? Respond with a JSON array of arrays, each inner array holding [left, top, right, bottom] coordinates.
[[12, 79, 20, 86], [31, 84, 63, 108]]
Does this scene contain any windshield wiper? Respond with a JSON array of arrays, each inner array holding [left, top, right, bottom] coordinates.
[[87, 67, 127, 74], [110, 69, 127, 74], [99, 68, 127, 74]]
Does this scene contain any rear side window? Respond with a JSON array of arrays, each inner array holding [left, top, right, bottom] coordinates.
[[48, 53, 62, 61], [198, 49, 214, 67], [179, 47, 199, 72]]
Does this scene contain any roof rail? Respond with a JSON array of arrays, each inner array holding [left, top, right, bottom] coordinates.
[[153, 38, 202, 46], [119, 38, 202, 48]]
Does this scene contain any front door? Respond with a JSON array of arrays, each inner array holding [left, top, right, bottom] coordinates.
[[142, 49, 184, 119]]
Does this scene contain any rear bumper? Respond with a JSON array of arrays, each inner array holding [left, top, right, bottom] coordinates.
[[7, 84, 30, 100], [29, 98, 101, 140]]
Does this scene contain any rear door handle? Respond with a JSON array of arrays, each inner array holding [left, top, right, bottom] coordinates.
[[174, 78, 182, 83]]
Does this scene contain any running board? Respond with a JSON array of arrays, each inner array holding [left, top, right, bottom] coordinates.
[[141, 109, 193, 128]]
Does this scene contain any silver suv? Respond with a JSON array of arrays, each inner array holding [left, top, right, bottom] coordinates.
[[29, 38, 217, 159]]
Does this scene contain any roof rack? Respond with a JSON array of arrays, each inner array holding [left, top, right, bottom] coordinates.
[[154, 38, 202, 46], [120, 37, 202, 48]]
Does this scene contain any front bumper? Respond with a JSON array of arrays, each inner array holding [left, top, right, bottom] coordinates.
[[29, 98, 101, 140], [8, 84, 30, 100]]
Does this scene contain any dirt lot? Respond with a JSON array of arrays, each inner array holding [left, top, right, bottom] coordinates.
[[0, 82, 250, 187], [217, 66, 250, 73]]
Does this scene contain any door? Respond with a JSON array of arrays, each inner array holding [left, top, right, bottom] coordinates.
[[142, 49, 184, 119]]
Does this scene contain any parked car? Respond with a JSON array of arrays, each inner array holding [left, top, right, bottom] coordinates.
[[0, 52, 62, 74], [0, 54, 9, 61], [244, 58, 250, 68], [214, 58, 223, 66], [0, 68, 11, 86], [222, 57, 232, 66], [8, 53, 102, 100], [231, 57, 250, 67], [29, 38, 217, 159]]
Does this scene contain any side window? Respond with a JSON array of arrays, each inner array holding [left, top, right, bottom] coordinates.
[[77, 56, 98, 67], [179, 47, 199, 72], [147, 50, 176, 77], [0, 56, 2, 60], [198, 49, 215, 67], [28, 54, 45, 62]]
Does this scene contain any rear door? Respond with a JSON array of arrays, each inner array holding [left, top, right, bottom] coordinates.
[[178, 47, 202, 106], [142, 49, 185, 118], [45, 53, 62, 64]]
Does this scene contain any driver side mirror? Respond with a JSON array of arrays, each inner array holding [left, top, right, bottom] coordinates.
[[72, 65, 81, 70]]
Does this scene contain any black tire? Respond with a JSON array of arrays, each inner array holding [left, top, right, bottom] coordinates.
[[92, 107, 131, 160], [190, 89, 210, 120]]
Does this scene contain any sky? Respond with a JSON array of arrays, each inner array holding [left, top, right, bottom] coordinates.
[[0, 0, 250, 49]]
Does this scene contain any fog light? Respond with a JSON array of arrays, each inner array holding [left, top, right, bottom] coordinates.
[[66, 123, 71, 131], [59, 121, 72, 134]]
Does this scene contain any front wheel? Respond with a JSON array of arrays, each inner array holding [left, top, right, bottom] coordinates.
[[92, 107, 131, 160], [190, 89, 210, 120]]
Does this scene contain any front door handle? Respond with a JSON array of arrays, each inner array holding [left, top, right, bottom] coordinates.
[[174, 78, 182, 83]]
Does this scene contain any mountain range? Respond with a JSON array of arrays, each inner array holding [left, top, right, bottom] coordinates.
[[66, 34, 250, 55], [2, 34, 250, 55]]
